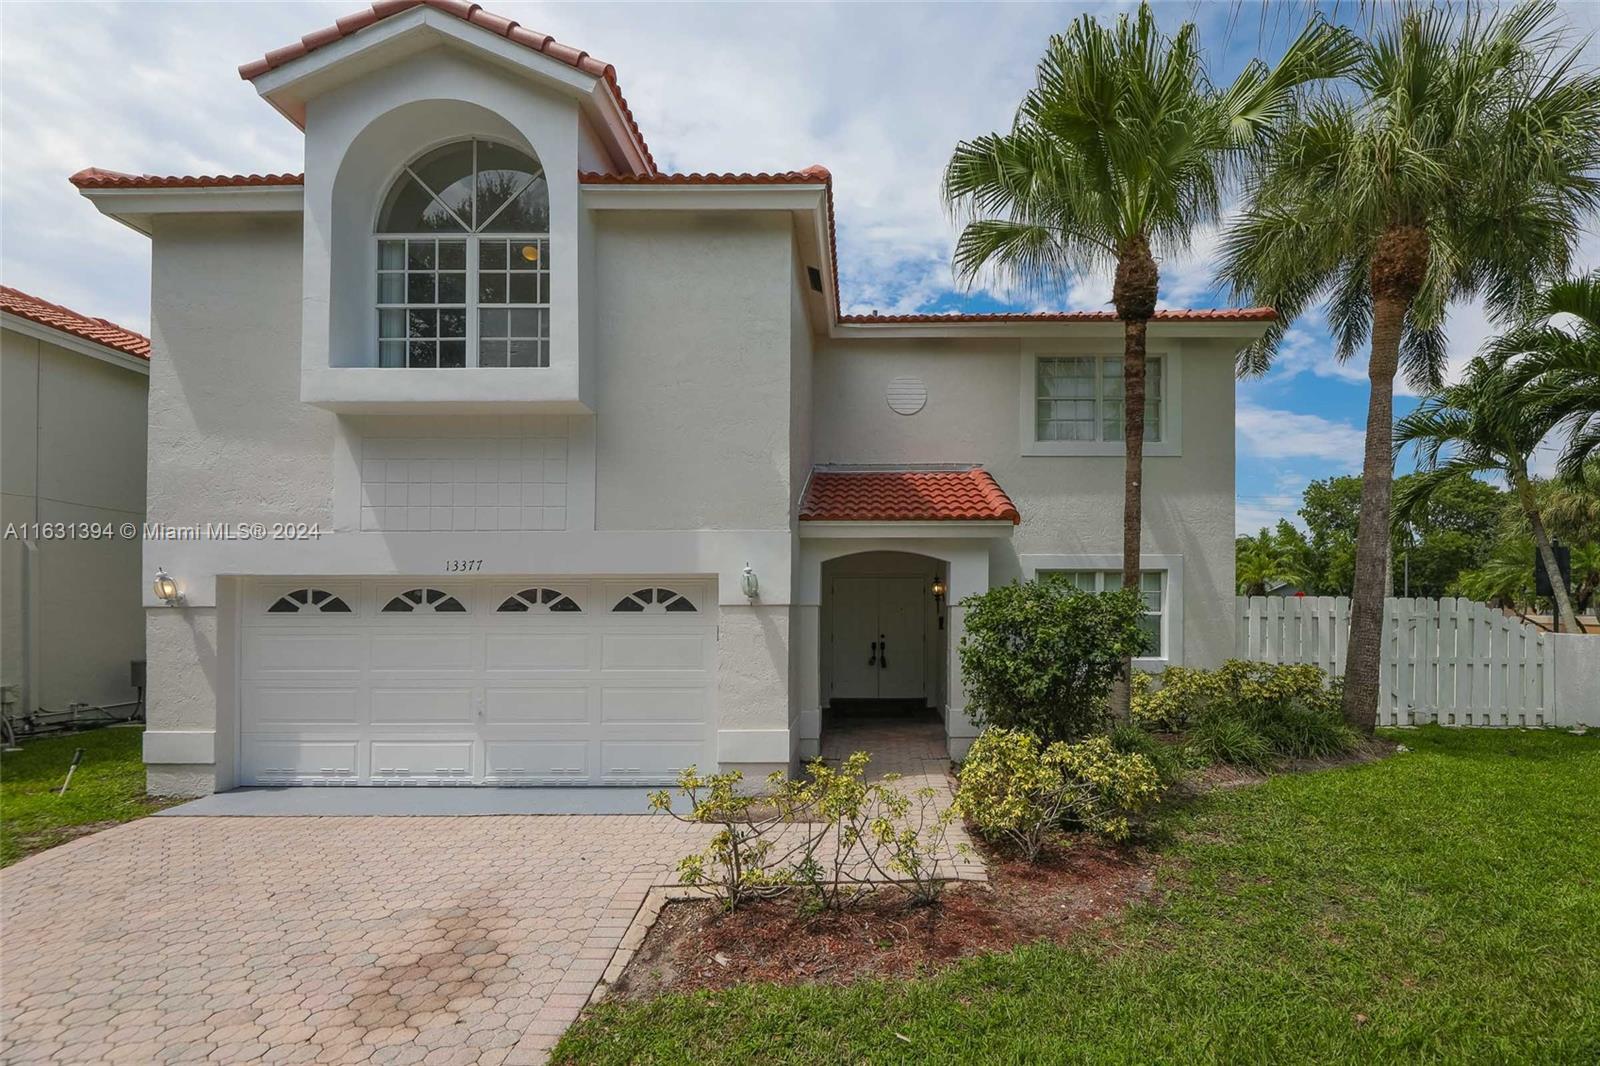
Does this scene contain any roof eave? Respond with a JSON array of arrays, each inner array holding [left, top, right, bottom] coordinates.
[[74, 185, 305, 237]]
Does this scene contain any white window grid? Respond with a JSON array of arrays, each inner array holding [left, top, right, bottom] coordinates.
[[1036, 356, 1162, 443], [375, 141, 550, 369], [1041, 569, 1165, 657]]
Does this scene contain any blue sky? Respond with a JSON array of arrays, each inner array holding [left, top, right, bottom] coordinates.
[[3, 1, 1596, 533]]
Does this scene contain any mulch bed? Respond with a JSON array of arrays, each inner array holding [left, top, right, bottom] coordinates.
[[604, 838, 1158, 1002], [603, 739, 1397, 1002]]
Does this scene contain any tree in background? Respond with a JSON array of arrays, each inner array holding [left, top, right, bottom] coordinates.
[[943, 3, 1354, 715], [1496, 275, 1600, 481], [1235, 524, 1307, 596], [1394, 357, 1583, 631], [1221, 1, 1600, 731]]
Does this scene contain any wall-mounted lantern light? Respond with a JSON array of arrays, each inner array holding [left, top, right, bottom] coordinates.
[[741, 563, 759, 600], [931, 577, 947, 629], [152, 567, 183, 606]]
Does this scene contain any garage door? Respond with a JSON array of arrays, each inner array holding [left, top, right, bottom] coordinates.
[[239, 578, 716, 786]]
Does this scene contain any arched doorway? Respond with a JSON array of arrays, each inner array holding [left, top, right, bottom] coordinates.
[[819, 551, 948, 743]]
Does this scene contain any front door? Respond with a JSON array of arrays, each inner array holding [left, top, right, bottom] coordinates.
[[829, 575, 927, 701]]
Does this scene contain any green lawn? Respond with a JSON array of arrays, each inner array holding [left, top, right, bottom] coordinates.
[[0, 726, 168, 866], [555, 727, 1600, 1064]]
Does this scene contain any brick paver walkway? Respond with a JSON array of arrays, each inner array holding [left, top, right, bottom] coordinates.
[[0, 816, 707, 1065], [1, 717, 977, 1065]]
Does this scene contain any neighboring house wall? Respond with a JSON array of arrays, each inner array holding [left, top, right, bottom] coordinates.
[[811, 334, 1238, 670], [0, 326, 147, 714]]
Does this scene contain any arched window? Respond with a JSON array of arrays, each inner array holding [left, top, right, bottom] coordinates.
[[267, 588, 352, 614], [376, 139, 550, 370], [381, 588, 467, 613], [497, 588, 581, 613], [612, 588, 697, 613]]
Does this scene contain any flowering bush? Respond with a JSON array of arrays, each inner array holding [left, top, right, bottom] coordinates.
[[955, 728, 1164, 861]]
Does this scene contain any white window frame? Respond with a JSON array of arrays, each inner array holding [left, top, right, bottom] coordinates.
[[1020, 346, 1182, 457], [1019, 553, 1184, 668], [373, 139, 551, 370]]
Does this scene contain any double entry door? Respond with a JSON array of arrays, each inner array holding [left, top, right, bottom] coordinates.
[[830, 575, 927, 701]]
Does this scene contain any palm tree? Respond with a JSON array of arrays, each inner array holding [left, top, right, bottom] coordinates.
[[1496, 274, 1600, 482], [1451, 538, 1537, 620], [1236, 528, 1306, 597], [1220, 1, 1600, 730], [942, 2, 1354, 713], [1394, 356, 1583, 632]]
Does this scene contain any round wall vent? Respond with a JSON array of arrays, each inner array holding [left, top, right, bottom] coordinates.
[[885, 376, 927, 415]]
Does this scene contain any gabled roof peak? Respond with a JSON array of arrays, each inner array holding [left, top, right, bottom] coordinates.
[[239, 1, 655, 172]]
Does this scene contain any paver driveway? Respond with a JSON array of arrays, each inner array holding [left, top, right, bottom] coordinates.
[[0, 815, 709, 1065]]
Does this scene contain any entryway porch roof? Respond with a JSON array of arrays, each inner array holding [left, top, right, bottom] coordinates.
[[798, 465, 1020, 525]]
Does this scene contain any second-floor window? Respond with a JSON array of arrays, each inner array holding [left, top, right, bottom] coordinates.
[[1036, 355, 1163, 443], [376, 138, 550, 369]]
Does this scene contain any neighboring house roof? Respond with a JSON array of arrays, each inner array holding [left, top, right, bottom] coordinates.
[[237, 0, 656, 173], [800, 467, 1021, 524], [0, 286, 151, 361]]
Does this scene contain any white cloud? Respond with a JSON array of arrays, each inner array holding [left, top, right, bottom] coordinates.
[[1236, 402, 1366, 469]]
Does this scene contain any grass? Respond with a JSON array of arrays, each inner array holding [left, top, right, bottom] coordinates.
[[0, 726, 169, 867], [555, 727, 1600, 1064]]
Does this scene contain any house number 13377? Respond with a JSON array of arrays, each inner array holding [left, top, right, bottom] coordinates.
[[444, 559, 483, 572]]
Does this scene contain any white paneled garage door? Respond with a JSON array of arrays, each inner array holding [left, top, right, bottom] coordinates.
[[239, 578, 716, 786]]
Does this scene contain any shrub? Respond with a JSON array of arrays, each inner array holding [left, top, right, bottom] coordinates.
[[959, 582, 1153, 743], [1131, 660, 1339, 731], [652, 755, 964, 910], [1187, 714, 1274, 771], [1130, 660, 1357, 769], [1254, 699, 1360, 760], [1108, 721, 1196, 786], [956, 728, 1165, 860]]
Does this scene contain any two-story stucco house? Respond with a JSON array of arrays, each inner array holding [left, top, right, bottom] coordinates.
[[74, 0, 1270, 797]]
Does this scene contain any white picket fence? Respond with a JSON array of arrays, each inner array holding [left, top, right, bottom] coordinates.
[[1236, 596, 1562, 727]]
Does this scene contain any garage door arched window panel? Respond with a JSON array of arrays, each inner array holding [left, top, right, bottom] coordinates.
[[376, 138, 549, 370], [497, 588, 581, 613], [612, 588, 697, 614], [267, 588, 353, 614], [381, 588, 468, 614]]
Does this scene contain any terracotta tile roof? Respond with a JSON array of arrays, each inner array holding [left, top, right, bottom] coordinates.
[[838, 308, 1278, 324], [238, 0, 655, 172], [800, 467, 1020, 524], [0, 286, 151, 360], [578, 167, 832, 185], [69, 168, 305, 190]]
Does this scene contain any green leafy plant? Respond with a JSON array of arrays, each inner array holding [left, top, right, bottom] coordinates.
[[956, 728, 1165, 861], [959, 582, 1153, 743], [1131, 660, 1357, 769], [1187, 714, 1275, 772], [652, 755, 964, 910]]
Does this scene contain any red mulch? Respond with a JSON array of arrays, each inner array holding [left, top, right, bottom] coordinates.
[[604, 838, 1158, 1002]]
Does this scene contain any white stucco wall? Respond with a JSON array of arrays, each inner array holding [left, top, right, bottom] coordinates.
[[0, 328, 147, 713], [811, 334, 1238, 670], [592, 210, 795, 532], [142, 213, 319, 792]]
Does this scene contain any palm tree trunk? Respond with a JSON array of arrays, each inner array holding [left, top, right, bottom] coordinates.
[[1340, 294, 1404, 735], [1109, 235, 1157, 722], [1512, 470, 1581, 634], [1108, 319, 1151, 721]]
